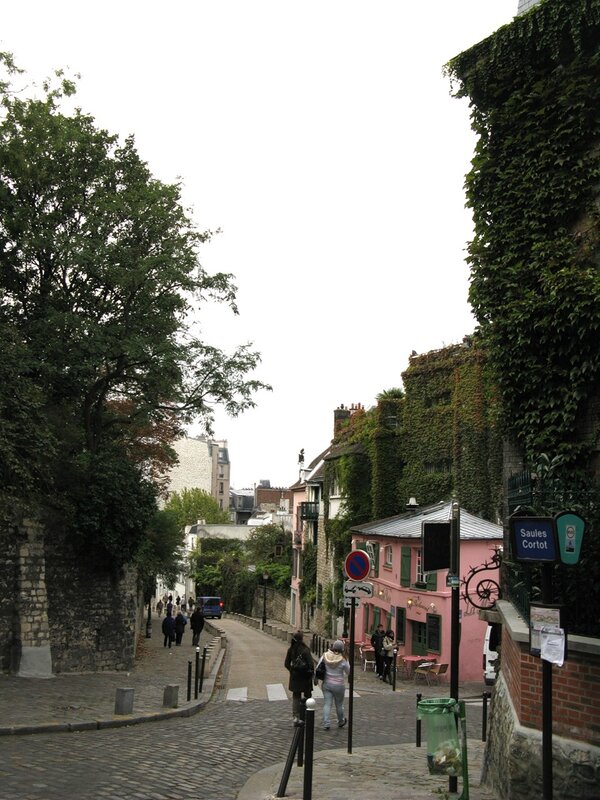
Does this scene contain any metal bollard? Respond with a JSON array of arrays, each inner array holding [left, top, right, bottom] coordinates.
[[194, 647, 200, 699], [303, 697, 316, 800], [187, 661, 192, 701], [297, 698, 306, 767], [416, 692, 422, 747], [392, 647, 398, 691], [482, 690, 491, 741], [199, 646, 208, 693]]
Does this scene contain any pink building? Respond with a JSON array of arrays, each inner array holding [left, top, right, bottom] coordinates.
[[351, 501, 502, 681]]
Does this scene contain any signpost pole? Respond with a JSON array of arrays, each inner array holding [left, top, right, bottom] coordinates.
[[348, 596, 355, 754], [449, 499, 460, 796], [541, 563, 553, 800]]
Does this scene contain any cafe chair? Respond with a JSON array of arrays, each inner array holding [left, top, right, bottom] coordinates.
[[413, 661, 436, 684], [427, 663, 448, 684], [360, 647, 376, 671]]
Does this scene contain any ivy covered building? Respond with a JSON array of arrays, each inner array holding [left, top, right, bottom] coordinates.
[[447, 1, 600, 797]]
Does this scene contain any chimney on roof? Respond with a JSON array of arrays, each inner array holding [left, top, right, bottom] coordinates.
[[334, 404, 351, 436]]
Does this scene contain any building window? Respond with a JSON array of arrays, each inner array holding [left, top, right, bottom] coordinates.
[[416, 548, 424, 583], [219, 482, 224, 493], [426, 613, 442, 653], [384, 545, 393, 567]]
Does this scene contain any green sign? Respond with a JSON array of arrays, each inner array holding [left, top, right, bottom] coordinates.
[[554, 511, 586, 566]]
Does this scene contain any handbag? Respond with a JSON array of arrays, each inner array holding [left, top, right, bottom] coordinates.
[[314, 659, 326, 683]]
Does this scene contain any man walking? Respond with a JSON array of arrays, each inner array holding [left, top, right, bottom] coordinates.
[[190, 603, 205, 646], [371, 623, 385, 678]]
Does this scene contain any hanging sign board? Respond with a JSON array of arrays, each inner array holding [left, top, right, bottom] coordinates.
[[422, 522, 451, 572], [509, 516, 558, 563], [554, 511, 586, 566]]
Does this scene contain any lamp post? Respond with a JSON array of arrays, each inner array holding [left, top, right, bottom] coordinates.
[[262, 571, 269, 626], [145, 598, 152, 638]]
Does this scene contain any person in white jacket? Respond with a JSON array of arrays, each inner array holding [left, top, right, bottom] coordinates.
[[316, 640, 350, 730]]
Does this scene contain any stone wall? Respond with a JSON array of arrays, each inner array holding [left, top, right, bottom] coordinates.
[[483, 600, 600, 799], [0, 521, 20, 673], [483, 674, 600, 800], [1, 519, 141, 675], [44, 530, 140, 673]]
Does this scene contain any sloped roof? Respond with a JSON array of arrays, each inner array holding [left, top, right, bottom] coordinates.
[[350, 501, 502, 541]]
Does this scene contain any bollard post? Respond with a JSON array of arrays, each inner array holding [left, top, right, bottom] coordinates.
[[297, 697, 306, 767], [416, 692, 422, 747], [482, 691, 491, 742], [392, 647, 398, 692], [187, 661, 192, 702], [194, 647, 200, 699], [303, 697, 316, 800], [199, 646, 208, 693], [114, 687, 134, 715]]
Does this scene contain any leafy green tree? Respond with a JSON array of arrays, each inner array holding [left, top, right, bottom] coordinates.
[[246, 524, 289, 565], [136, 509, 185, 596], [165, 488, 231, 531], [0, 59, 269, 563]]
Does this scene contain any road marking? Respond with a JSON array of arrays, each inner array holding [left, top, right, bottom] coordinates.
[[225, 685, 360, 701], [266, 683, 288, 701], [226, 687, 248, 701]]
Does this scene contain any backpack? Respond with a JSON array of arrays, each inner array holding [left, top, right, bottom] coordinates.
[[291, 653, 310, 673]]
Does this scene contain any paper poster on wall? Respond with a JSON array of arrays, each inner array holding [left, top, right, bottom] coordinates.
[[540, 626, 565, 666], [529, 603, 566, 660]]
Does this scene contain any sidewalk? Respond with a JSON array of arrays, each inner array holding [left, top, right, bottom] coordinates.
[[0, 613, 224, 735]]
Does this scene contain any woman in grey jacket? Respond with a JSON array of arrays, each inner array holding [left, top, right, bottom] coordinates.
[[316, 640, 350, 730]]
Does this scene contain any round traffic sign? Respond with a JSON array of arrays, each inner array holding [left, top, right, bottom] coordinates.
[[345, 550, 371, 581]]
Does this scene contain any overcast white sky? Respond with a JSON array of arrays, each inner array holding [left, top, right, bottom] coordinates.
[[2, 1, 517, 490]]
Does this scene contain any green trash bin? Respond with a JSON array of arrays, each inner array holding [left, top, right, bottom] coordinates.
[[417, 698, 462, 777]]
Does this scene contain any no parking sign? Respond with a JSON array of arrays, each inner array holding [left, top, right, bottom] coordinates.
[[344, 550, 371, 580]]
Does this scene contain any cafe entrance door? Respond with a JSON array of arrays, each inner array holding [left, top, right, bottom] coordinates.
[[411, 621, 427, 656]]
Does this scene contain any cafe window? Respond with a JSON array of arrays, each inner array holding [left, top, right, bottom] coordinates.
[[384, 545, 393, 567], [426, 613, 442, 654]]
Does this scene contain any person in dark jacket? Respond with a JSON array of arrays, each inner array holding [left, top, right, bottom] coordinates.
[[371, 623, 385, 678], [190, 605, 205, 646], [284, 631, 313, 726], [162, 611, 176, 648], [174, 610, 187, 645]]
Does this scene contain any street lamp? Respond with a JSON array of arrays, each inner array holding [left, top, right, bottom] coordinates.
[[262, 571, 269, 626]]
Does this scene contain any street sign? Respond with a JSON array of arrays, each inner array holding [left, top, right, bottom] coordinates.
[[344, 597, 361, 608], [344, 550, 371, 581], [510, 516, 557, 562], [422, 522, 451, 572], [343, 580, 374, 599]]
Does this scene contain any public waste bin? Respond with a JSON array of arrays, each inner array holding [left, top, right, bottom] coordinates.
[[417, 698, 463, 776]]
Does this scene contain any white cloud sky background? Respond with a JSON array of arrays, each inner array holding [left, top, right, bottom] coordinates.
[[2, 1, 517, 490]]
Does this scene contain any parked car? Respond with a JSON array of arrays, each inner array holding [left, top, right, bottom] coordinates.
[[198, 596, 224, 619], [483, 623, 500, 685]]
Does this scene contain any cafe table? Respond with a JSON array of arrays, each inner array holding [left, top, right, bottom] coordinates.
[[402, 654, 435, 676]]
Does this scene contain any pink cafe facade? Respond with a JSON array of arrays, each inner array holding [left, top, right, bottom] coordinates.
[[350, 501, 502, 682]]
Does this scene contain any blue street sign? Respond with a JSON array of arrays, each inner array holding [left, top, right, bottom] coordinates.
[[344, 550, 371, 581], [510, 517, 558, 563]]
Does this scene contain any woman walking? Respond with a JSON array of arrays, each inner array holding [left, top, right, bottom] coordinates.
[[284, 631, 314, 726], [381, 629, 395, 683], [316, 640, 350, 730]]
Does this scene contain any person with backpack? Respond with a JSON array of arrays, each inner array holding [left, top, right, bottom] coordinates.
[[315, 640, 350, 730], [284, 631, 313, 726]]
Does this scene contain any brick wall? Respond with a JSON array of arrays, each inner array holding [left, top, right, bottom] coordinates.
[[503, 632, 600, 746]]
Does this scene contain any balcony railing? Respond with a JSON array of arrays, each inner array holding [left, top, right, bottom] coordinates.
[[299, 501, 319, 521]]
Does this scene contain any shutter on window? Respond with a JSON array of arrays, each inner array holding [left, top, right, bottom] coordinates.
[[426, 571, 438, 591], [401, 547, 412, 587]]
